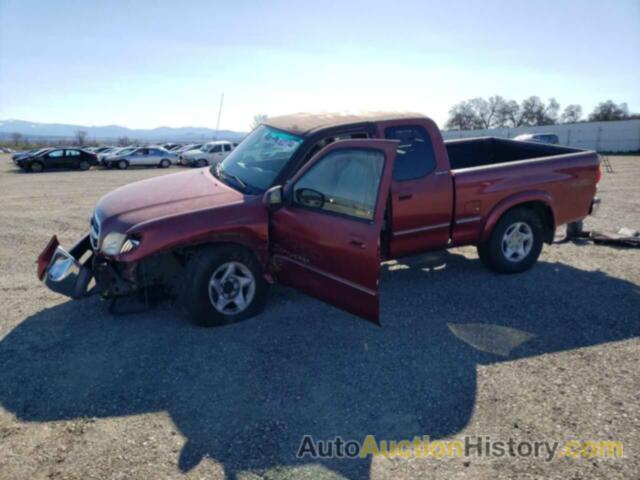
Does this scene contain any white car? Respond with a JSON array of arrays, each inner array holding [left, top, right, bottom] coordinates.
[[180, 141, 234, 167], [513, 133, 559, 145], [102, 146, 178, 169]]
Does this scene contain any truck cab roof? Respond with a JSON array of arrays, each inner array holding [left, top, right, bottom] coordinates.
[[264, 112, 427, 136]]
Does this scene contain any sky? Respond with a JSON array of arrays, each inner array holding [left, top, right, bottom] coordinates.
[[1, 0, 639, 131]]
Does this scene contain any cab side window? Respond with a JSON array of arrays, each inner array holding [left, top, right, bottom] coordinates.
[[300, 131, 369, 167], [294, 149, 384, 221], [385, 126, 436, 181]]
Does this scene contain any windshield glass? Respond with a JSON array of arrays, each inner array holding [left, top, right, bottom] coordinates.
[[215, 125, 303, 191]]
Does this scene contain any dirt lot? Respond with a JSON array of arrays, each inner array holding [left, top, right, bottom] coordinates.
[[0, 154, 638, 480]]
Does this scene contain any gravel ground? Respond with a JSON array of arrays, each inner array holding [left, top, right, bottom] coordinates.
[[0, 154, 638, 480]]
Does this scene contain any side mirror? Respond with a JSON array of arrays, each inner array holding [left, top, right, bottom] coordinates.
[[295, 188, 325, 209], [263, 185, 283, 210]]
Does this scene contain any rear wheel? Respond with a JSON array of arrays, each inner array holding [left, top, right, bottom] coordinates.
[[29, 161, 44, 173], [78, 159, 91, 171], [117, 160, 129, 170], [180, 245, 268, 327], [477, 207, 544, 273], [159, 158, 171, 168]]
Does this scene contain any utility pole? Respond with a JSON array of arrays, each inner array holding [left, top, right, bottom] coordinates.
[[214, 93, 224, 140]]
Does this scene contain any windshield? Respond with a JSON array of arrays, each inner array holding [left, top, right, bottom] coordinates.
[[214, 125, 303, 192]]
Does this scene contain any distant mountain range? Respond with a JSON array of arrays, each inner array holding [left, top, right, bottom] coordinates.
[[0, 119, 247, 142]]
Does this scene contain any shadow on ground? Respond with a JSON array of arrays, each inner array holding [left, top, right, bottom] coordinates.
[[1, 251, 638, 479]]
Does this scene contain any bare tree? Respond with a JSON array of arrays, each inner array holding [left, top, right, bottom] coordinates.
[[495, 100, 524, 128], [446, 96, 508, 130], [10, 132, 23, 147], [74, 130, 88, 146], [589, 100, 629, 121], [519, 97, 559, 126], [445, 101, 482, 130], [469, 96, 509, 129], [117, 136, 130, 146], [251, 114, 268, 129], [561, 104, 583, 123]]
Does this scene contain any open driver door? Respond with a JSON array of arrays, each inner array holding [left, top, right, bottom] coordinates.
[[267, 139, 398, 324]]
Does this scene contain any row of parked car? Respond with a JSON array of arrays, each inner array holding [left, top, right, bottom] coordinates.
[[10, 141, 237, 173]]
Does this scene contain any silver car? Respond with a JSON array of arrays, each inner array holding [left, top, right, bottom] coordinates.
[[103, 147, 177, 169]]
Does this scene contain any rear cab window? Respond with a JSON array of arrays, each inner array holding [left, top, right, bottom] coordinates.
[[385, 126, 436, 181]]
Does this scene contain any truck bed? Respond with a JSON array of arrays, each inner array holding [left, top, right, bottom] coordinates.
[[445, 137, 600, 247], [445, 136, 583, 170]]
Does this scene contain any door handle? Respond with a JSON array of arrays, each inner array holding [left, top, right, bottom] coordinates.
[[398, 192, 413, 201], [349, 239, 367, 249]]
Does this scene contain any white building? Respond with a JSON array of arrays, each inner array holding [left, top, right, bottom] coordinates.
[[441, 119, 640, 153]]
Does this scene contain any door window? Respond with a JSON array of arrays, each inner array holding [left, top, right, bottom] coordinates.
[[385, 126, 436, 181], [293, 149, 384, 221], [212, 145, 223, 153], [48, 150, 64, 158], [224, 144, 232, 152], [65, 150, 80, 156]]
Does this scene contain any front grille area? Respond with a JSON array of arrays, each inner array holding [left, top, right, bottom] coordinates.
[[90, 213, 100, 250]]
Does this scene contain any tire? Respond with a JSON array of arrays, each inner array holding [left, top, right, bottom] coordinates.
[[29, 161, 44, 173], [159, 158, 171, 168], [180, 245, 268, 327], [117, 160, 129, 170], [477, 207, 544, 274], [196, 159, 208, 167], [78, 160, 91, 171]]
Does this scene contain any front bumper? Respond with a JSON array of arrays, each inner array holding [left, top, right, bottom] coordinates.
[[38, 233, 138, 299], [38, 234, 94, 299]]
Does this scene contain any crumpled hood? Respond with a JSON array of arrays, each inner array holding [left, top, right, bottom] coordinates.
[[95, 168, 244, 232]]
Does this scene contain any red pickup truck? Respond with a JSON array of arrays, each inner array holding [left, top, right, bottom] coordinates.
[[38, 113, 600, 326]]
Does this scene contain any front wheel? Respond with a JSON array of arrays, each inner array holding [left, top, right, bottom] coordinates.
[[159, 158, 171, 168], [180, 246, 268, 327], [477, 207, 544, 273], [196, 159, 208, 167], [29, 161, 44, 173], [117, 160, 129, 170]]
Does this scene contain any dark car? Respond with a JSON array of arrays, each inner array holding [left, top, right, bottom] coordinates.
[[16, 148, 99, 172], [12, 148, 51, 162]]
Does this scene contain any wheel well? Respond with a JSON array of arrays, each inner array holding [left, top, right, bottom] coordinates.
[[141, 242, 264, 292], [504, 201, 555, 244], [177, 242, 263, 268]]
